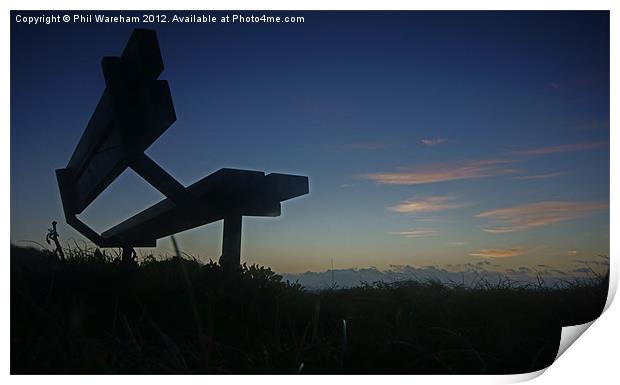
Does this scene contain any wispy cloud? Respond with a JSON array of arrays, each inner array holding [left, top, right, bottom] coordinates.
[[510, 141, 606, 156], [419, 138, 446, 146], [513, 172, 567, 180], [391, 228, 437, 238], [362, 158, 516, 185], [389, 196, 466, 214], [361, 140, 603, 186], [476, 201, 608, 233], [470, 247, 526, 258]]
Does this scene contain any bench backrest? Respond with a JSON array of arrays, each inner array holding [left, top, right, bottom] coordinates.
[[59, 29, 175, 215]]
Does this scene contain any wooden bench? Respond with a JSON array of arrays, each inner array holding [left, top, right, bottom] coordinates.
[[56, 29, 309, 267]]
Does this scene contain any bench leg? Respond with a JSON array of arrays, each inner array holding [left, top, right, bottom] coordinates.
[[122, 247, 136, 264], [219, 214, 242, 269]]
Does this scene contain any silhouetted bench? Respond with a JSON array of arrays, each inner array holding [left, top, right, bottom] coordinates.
[[56, 29, 309, 267]]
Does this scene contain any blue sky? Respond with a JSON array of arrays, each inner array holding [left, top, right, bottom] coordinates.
[[11, 11, 609, 274]]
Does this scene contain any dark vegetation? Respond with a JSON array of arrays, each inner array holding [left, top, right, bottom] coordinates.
[[11, 245, 608, 374]]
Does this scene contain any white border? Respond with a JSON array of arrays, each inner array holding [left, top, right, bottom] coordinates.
[[3, 1, 617, 384]]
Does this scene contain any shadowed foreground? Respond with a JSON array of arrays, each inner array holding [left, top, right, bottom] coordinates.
[[11, 245, 607, 374]]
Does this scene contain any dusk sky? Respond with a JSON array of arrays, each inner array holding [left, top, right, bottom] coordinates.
[[11, 11, 609, 275]]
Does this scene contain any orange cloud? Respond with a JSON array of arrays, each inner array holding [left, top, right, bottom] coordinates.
[[510, 141, 606, 156], [419, 138, 446, 146], [476, 201, 608, 233], [389, 196, 466, 214], [470, 247, 526, 258], [362, 159, 516, 185], [391, 229, 437, 238]]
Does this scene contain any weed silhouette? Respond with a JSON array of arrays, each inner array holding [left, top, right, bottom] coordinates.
[[45, 221, 64, 261]]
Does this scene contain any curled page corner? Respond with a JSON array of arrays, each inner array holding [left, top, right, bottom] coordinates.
[[499, 368, 548, 384], [555, 320, 595, 361], [604, 267, 617, 312]]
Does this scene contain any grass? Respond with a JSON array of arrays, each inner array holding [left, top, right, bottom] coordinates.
[[11, 244, 608, 374]]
